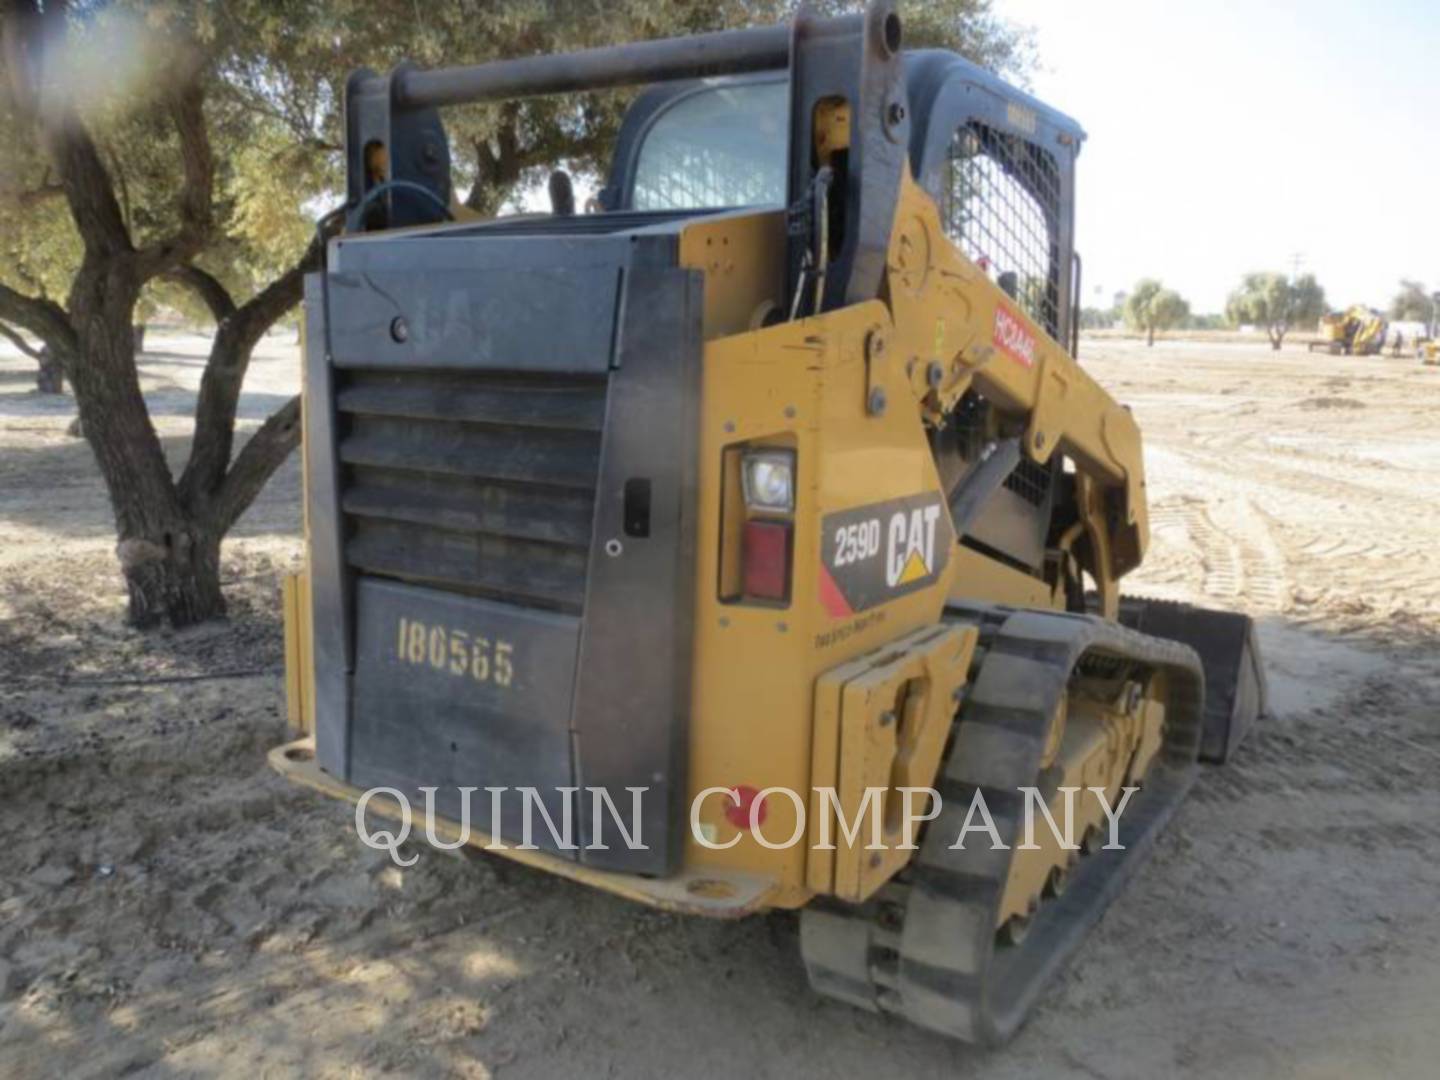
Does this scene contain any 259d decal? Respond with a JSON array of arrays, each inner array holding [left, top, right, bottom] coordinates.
[[819, 491, 956, 617]]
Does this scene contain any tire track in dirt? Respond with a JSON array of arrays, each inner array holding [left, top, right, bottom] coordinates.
[[1143, 431, 1440, 636], [1146, 495, 1290, 612]]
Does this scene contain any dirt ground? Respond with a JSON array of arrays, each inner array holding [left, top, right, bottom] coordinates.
[[1, 331, 1437, 1079]]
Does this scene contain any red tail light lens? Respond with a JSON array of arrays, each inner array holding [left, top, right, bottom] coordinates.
[[742, 520, 791, 601]]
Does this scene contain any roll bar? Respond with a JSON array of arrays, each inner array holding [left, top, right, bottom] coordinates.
[[342, 2, 909, 317], [386, 24, 796, 110]]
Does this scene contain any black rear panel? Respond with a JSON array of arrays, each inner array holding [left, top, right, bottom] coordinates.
[[305, 227, 703, 875]]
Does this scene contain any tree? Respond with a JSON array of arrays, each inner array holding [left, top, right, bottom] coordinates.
[[0, 1, 1027, 628], [1390, 279, 1434, 324], [1123, 278, 1190, 346], [0, 3, 313, 627], [1184, 312, 1227, 331], [1224, 271, 1326, 350]]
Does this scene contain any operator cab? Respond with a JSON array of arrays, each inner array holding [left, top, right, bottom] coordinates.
[[595, 55, 1085, 576], [601, 52, 1085, 347]]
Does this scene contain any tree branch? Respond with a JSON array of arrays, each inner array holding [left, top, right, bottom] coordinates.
[[210, 393, 301, 534], [0, 279, 76, 354], [178, 232, 322, 512], [0, 319, 44, 360], [166, 264, 238, 325]]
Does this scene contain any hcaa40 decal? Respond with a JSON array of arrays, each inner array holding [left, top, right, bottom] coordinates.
[[993, 304, 1036, 368], [819, 492, 956, 617]]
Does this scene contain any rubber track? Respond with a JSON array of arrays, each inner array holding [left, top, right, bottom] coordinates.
[[799, 603, 1205, 1046]]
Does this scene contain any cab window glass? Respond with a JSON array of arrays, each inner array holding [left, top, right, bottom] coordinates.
[[632, 81, 787, 210]]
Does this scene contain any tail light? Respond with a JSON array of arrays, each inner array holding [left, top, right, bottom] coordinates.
[[721, 444, 796, 605], [742, 519, 791, 601]]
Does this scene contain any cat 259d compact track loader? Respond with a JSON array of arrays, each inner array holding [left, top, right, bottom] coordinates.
[[272, 3, 1267, 1046]]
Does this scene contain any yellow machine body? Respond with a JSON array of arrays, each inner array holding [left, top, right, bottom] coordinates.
[[1314, 305, 1389, 355], [274, 4, 1265, 1044], [280, 173, 1154, 918]]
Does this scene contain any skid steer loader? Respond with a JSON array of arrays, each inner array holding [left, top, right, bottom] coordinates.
[[273, 3, 1267, 1046]]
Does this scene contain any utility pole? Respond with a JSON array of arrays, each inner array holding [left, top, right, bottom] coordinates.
[[1288, 251, 1305, 283]]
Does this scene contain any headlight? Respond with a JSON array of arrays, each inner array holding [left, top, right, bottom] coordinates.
[[741, 450, 795, 513]]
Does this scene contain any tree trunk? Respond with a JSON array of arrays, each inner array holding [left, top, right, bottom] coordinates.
[[1269, 326, 1283, 350], [132, 323, 146, 353], [0, 323, 65, 392], [36, 345, 64, 393], [67, 267, 228, 627], [116, 522, 224, 627], [1146, 324, 1155, 347]]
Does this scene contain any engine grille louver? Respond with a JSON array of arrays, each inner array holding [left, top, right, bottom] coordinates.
[[335, 368, 607, 614]]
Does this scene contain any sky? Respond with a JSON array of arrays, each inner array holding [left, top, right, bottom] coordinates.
[[993, 0, 1440, 314]]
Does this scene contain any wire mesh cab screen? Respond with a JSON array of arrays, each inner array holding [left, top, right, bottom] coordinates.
[[631, 81, 787, 211], [941, 121, 1061, 337]]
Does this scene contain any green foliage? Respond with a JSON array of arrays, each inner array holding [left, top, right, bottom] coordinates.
[[1390, 279, 1435, 323], [1225, 271, 1326, 348], [1290, 273, 1327, 331], [0, 93, 81, 308], [210, 0, 1030, 214], [1184, 312, 1228, 331], [1150, 291, 1189, 330], [1123, 278, 1189, 344]]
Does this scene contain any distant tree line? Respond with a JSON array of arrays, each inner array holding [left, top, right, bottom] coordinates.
[[1084, 274, 1439, 348], [1080, 270, 1332, 348]]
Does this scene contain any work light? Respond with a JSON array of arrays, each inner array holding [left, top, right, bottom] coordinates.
[[741, 450, 795, 513]]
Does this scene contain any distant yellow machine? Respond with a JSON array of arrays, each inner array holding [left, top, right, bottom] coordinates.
[[1310, 306, 1389, 355], [272, 3, 1266, 1046]]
